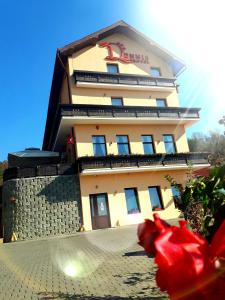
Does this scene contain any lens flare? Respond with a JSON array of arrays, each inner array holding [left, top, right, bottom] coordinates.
[[64, 263, 78, 277], [52, 242, 103, 279]]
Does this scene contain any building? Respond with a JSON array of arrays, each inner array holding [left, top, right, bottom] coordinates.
[[2, 21, 210, 242], [42, 20, 209, 231]]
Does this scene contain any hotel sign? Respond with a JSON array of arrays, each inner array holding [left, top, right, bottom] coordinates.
[[99, 42, 149, 64]]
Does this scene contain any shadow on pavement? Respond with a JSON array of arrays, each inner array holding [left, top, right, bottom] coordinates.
[[114, 271, 156, 286], [38, 292, 166, 299], [123, 250, 153, 258]]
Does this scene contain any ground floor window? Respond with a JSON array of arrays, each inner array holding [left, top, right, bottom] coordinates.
[[148, 186, 163, 211], [171, 185, 182, 208], [124, 188, 140, 214]]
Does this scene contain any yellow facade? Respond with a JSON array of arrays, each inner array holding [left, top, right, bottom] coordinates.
[[64, 33, 180, 107], [71, 88, 180, 107], [57, 29, 200, 231], [80, 170, 186, 230], [69, 33, 173, 76], [74, 124, 189, 158]]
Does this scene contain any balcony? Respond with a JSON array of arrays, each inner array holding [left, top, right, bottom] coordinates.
[[59, 104, 200, 126], [74, 70, 176, 91], [78, 152, 210, 175], [51, 104, 200, 152]]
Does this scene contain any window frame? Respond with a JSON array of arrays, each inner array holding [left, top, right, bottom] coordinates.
[[116, 135, 131, 155], [111, 97, 123, 106], [92, 135, 107, 156], [163, 134, 177, 154], [150, 67, 161, 77], [148, 186, 164, 211], [124, 187, 141, 214], [107, 63, 119, 74], [141, 135, 155, 155], [156, 98, 167, 107], [90, 193, 109, 217]]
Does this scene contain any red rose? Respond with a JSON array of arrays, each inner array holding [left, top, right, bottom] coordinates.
[[137, 214, 225, 299], [137, 214, 170, 256]]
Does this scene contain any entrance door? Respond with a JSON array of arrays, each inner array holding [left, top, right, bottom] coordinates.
[[90, 193, 111, 230]]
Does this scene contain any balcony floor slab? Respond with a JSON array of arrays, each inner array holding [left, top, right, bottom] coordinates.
[[80, 163, 210, 176]]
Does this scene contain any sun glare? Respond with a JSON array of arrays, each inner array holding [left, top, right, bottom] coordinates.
[[64, 263, 78, 277], [138, 0, 225, 127], [144, 0, 225, 68]]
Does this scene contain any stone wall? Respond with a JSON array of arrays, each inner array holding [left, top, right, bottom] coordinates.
[[2, 175, 82, 242]]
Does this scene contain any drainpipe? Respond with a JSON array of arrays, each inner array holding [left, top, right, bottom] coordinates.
[[57, 49, 72, 104]]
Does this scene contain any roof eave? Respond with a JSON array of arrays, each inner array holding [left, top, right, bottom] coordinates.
[[59, 20, 185, 76]]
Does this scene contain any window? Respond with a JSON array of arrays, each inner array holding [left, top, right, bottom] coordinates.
[[141, 135, 155, 154], [111, 97, 123, 106], [171, 185, 182, 208], [148, 186, 163, 211], [150, 67, 161, 77], [163, 134, 176, 154], [116, 135, 130, 155], [107, 64, 119, 74], [92, 135, 107, 156], [156, 98, 167, 107], [124, 188, 140, 214]]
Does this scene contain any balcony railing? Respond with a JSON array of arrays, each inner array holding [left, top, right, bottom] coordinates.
[[74, 70, 176, 88], [3, 164, 76, 182], [78, 153, 209, 172], [60, 104, 200, 120]]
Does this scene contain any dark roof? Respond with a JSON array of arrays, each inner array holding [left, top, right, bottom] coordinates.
[[9, 149, 59, 158], [8, 150, 60, 168], [42, 20, 185, 151]]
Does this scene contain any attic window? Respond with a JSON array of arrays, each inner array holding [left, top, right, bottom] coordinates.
[[107, 64, 119, 74], [150, 67, 161, 77]]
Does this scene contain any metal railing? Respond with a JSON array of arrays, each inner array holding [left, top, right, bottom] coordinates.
[[3, 164, 76, 182], [78, 153, 209, 171], [60, 104, 200, 120], [74, 70, 176, 88]]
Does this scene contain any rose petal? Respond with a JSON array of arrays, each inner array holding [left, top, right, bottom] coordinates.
[[137, 219, 158, 255]]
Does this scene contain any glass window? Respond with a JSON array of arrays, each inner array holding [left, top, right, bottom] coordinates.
[[141, 135, 155, 154], [156, 99, 167, 107], [111, 97, 123, 106], [107, 64, 119, 74], [124, 188, 140, 214], [92, 135, 107, 156], [171, 185, 181, 208], [116, 135, 130, 155], [90, 193, 108, 216], [163, 134, 176, 154], [148, 187, 163, 211], [150, 67, 161, 77]]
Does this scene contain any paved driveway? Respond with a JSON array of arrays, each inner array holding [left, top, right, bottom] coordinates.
[[0, 225, 168, 300]]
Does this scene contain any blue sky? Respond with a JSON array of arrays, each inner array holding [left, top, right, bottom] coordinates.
[[0, 0, 224, 161]]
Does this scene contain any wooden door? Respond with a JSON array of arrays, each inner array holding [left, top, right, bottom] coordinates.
[[90, 193, 111, 230]]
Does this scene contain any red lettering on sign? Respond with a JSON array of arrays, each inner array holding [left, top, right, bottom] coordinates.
[[99, 42, 149, 64], [99, 42, 131, 63], [129, 53, 135, 62]]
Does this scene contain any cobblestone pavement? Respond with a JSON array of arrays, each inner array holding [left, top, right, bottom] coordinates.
[[0, 223, 172, 300]]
